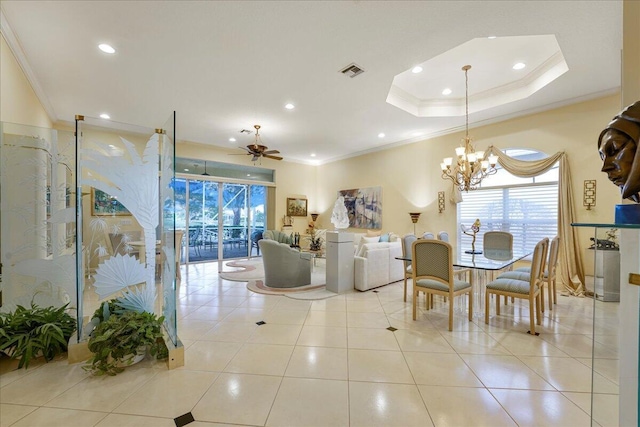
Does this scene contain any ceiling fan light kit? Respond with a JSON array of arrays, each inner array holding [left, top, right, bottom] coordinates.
[[235, 124, 283, 163]]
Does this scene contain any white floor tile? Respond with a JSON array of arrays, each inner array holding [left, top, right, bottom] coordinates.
[[419, 385, 517, 426], [266, 377, 349, 426], [349, 382, 433, 427], [191, 373, 282, 425]]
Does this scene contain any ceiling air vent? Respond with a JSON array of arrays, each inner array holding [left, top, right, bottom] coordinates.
[[340, 63, 365, 78]]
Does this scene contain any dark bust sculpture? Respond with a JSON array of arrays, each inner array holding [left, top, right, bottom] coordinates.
[[598, 101, 640, 202]]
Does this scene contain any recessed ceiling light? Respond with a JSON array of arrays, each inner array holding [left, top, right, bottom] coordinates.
[[378, 133, 385, 138], [184, 168, 189, 172], [247, 174, 251, 177], [487, 36, 497, 39], [442, 88, 452, 96], [285, 103, 295, 110], [99, 113, 110, 119], [310, 153, 316, 157], [513, 62, 526, 70], [108, 144, 116, 148], [411, 66, 423, 74], [98, 43, 115, 54], [229, 137, 236, 142]]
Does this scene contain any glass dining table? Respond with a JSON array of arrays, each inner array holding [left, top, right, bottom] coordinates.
[[397, 248, 531, 317]]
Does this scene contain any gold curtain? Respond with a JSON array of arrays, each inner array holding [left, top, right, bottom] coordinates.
[[457, 147, 585, 295]]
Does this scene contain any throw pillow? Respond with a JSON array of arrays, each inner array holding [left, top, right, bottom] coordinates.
[[357, 235, 379, 255], [378, 233, 390, 242], [366, 230, 382, 237]]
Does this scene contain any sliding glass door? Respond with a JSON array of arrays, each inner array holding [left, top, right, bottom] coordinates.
[[174, 177, 266, 264]]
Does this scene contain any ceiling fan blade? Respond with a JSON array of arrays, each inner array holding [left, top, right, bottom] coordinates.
[[263, 154, 283, 160], [251, 154, 260, 162], [262, 149, 280, 155]]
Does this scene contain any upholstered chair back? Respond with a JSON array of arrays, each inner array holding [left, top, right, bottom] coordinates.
[[263, 229, 292, 244], [412, 239, 452, 284]]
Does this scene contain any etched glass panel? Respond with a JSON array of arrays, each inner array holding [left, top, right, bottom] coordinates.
[[0, 122, 77, 316]]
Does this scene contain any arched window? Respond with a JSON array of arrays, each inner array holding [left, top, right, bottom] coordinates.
[[457, 148, 559, 254]]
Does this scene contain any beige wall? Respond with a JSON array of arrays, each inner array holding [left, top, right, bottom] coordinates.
[[318, 94, 623, 274], [0, 35, 51, 128]]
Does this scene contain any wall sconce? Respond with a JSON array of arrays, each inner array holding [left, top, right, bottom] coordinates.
[[583, 180, 596, 210], [438, 191, 445, 213], [310, 213, 319, 222], [409, 212, 421, 235]]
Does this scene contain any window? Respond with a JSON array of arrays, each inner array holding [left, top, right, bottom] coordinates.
[[457, 149, 558, 254]]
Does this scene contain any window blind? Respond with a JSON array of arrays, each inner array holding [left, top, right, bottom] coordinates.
[[457, 184, 558, 254]]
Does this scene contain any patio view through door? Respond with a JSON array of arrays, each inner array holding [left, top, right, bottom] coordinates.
[[175, 177, 266, 264]]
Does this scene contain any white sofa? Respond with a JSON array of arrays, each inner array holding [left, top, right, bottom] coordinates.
[[354, 237, 404, 291]]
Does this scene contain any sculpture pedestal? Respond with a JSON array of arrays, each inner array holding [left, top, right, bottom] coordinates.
[[326, 231, 354, 294]]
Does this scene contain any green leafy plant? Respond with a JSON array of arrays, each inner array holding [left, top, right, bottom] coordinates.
[[307, 228, 323, 252], [84, 310, 167, 376], [0, 303, 77, 369]]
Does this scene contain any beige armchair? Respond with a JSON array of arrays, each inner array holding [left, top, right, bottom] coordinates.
[[258, 239, 313, 288]]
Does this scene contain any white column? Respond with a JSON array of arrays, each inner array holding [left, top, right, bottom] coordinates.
[[326, 231, 354, 293]]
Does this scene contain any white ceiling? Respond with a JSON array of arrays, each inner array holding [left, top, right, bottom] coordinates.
[[1, 1, 622, 165]]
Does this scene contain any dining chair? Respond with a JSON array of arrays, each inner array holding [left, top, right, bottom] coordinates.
[[250, 230, 263, 256], [411, 239, 472, 331], [188, 228, 202, 257], [485, 237, 549, 336], [422, 232, 435, 240], [483, 231, 514, 304], [437, 231, 449, 242], [511, 236, 560, 310], [483, 231, 513, 259], [401, 234, 418, 302]]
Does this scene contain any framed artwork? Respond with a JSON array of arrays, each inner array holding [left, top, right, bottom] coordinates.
[[338, 186, 382, 229], [91, 188, 130, 216], [286, 197, 308, 217]]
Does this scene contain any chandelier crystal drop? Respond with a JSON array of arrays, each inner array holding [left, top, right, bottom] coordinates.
[[440, 65, 498, 192]]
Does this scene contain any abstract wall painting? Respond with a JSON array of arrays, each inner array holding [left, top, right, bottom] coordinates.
[[338, 186, 382, 229]]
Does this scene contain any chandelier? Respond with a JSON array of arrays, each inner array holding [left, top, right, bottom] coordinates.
[[440, 65, 498, 192]]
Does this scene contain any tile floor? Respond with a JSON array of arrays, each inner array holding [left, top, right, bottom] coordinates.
[[0, 261, 620, 427]]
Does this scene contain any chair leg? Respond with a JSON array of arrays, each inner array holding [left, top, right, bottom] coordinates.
[[468, 290, 473, 321], [412, 288, 417, 320], [448, 297, 453, 331], [504, 295, 508, 305], [485, 290, 490, 324], [540, 282, 546, 313], [551, 277, 557, 305], [529, 297, 536, 335], [403, 276, 408, 302], [496, 295, 501, 316], [536, 294, 542, 325]]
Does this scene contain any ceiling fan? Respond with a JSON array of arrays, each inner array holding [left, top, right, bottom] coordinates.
[[236, 125, 283, 162]]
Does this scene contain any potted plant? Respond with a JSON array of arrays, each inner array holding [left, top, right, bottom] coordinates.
[[0, 303, 77, 369], [307, 224, 323, 252], [83, 294, 168, 376]]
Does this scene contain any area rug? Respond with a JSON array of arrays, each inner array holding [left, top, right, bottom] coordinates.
[[218, 260, 264, 282], [247, 279, 337, 300], [220, 259, 336, 300]]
